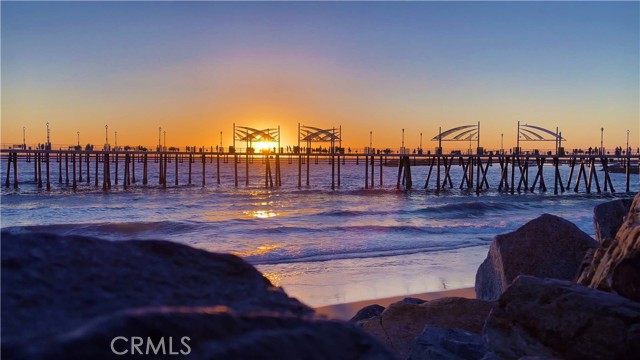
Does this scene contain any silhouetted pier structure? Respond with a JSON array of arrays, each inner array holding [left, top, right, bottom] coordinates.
[[2, 149, 638, 194]]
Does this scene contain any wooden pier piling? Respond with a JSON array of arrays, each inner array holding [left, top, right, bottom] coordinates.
[[335, 154, 340, 187], [298, 153, 302, 188], [188, 153, 192, 185], [202, 153, 205, 187], [64, 153, 69, 185], [78, 153, 83, 182], [13, 152, 18, 189], [364, 155, 369, 189], [37, 153, 42, 188], [95, 153, 99, 187], [626, 157, 631, 192], [217, 153, 221, 185], [370, 154, 374, 188], [306, 152, 310, 186], [131, 153, 136, 184], [379, 155, 383, 186], [115, 153, 119, 186], [72, 153, 76, 190], [5, 152, 11, 187], [276, 154, 281, 186], [34, 152, 38, 182], [86, 153, 91, 184], [396, 156, 412, 189], [143, 154, 148, 185], [234, 154, 238, 187]]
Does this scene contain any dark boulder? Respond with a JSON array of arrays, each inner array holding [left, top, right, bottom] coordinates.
[[579, 192, 640, 301], [593, 197, 634, 243], [475, 214, 597, 301], [483, 276, 640, 360], [361, 297, 492, 359], [2, 232, 392, 359], [11, 306, 392, 360], [1, 232, 311, 347], [351, 304, 386, 324], [407, 326, 487, 360], [401, 297, 427, 305]]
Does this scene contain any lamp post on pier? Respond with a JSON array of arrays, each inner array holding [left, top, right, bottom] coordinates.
[[501, 133, 504, 154], [77, 131, 80, 147], [627, 129, 630, 155], [105, 125, 109, 150], [401, 128, 405, 152], [46, 122, 50, 150], [369, 131, 372, 154], [600, 127, 604, 155], [158, 127, 162, 151], [115, 131, 118, 149], [23, 127, 26, 150], [220, 131, 223, 151], [163, 131, 166, 150], [420, 132, 423, 151]]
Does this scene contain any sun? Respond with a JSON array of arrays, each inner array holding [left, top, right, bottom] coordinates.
[[252, 141, 275, 153]]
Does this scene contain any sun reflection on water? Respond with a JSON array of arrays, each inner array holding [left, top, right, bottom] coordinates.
[[233, 244, 282, 258], [261, 270, 304, 288], [262, 272, 282, 287], [244, 210, 278, 218]]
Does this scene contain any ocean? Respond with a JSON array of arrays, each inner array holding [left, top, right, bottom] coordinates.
[[1, 155, 637, 307]]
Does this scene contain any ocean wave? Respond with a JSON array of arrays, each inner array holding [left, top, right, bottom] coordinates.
[[316, 209, 370, 217], [248, 223, 488, 238], [405, 201, 526, 215], [248, 240, 485, 265], [3, 220, 203, 239], [314, 200, 525, 218]]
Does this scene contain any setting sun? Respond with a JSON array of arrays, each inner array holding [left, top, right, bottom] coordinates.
[[252, 141, 277, 153]]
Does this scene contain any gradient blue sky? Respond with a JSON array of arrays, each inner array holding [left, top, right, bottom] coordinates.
[[2, 1, 638, 151]]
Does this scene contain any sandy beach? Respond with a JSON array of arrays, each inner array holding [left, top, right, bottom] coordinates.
[[315, 287, 476, 321]]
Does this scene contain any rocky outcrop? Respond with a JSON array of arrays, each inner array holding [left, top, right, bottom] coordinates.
[[10, 306, 391, 360], [593, 198, 634, 243], [351, 304, 386, 325], [407, 326, 487, 360], [401, 297, 427, 305], [483, 276, 640, 360], [475, 214, 597, 301], [1, 232, 391, 359], [578, 193, 640, 301], [360, 297, 492, 359]]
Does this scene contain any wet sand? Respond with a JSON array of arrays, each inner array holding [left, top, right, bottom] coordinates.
[[314, 287, 476, 320]]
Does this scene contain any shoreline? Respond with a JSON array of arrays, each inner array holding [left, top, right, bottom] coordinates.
[[314, 287, 476, 321]]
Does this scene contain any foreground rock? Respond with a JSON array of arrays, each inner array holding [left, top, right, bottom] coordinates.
[[484, 276, 640, 360], [579, 193, 640, 301], [10, 306, 390, 360], [360, 297, 492, 359], [1, 232, 391, 359], [475, 214, 597, 301], [407, 326, 487, 360], [351, 304, 386, 325], [593, 197, 634, 243]]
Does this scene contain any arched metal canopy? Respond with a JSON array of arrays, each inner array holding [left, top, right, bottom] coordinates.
[[431, 124, 479, 141], [234, 126, 279, 143], [519, 124, 566, 142], [299, 125, 341, 143]]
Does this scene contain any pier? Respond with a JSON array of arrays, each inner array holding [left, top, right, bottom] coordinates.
[[2, 149, 638, 194]]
